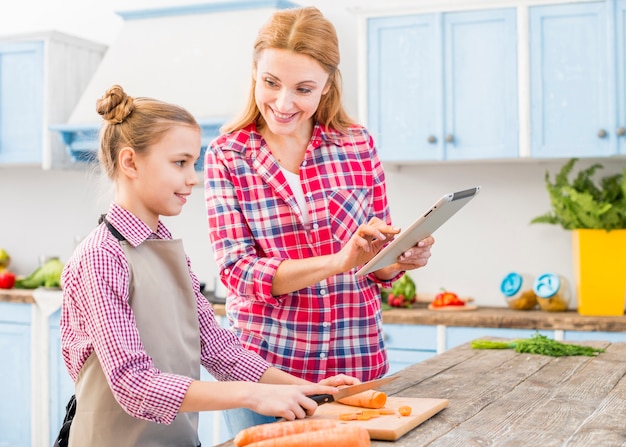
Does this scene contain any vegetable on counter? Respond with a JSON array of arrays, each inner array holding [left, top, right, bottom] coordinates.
[[14, 257, 64, 289], [234, 420, 370, 447], [471, 333, 605, 357], [384, 274, 417, 308], [337, 389, 387, 409], [431, 289, 466, 308]]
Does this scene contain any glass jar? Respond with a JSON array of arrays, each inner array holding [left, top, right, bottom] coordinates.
[[500, 272, 538, 310], [533, 273, 570, 312]]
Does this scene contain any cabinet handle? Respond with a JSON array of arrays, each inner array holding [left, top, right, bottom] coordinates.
[[427, 135, 437, 144], [445, 134, 454, 143], [617, 127, 626, 137], [597, 129, 607, 138]]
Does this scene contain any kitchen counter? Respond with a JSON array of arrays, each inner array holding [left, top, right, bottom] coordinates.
[[209, 302, 626, 333], [215, 338, 626, 447], [3, 290, 624, 333]]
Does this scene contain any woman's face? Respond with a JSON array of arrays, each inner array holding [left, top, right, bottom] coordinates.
[[254, 48, 330, 138]]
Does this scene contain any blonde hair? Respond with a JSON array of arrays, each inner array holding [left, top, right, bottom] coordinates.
[[222, 6, 354, 134], [96, 85, 199, 179]]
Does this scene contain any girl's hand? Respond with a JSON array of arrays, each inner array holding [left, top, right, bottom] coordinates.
[[248, 383, 338, 420]]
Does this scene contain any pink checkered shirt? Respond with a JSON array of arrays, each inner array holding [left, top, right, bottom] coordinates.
[[60, 203, 271, 424]]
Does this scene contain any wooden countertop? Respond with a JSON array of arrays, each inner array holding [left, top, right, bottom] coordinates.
[[210, 302, 626, 332], [3, 290, 625, 332], [216, 339, 626, 447]]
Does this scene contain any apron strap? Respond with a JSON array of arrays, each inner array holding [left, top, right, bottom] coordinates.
[[98, 214, 126, 242]]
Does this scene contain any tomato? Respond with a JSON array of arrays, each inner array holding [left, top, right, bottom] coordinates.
[[0, 270, 16, 289], [432, 290, 465, 307]]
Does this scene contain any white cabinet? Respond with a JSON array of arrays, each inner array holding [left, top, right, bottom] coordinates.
[[367, 8, 518, 161], [0, 32, 106, 168]]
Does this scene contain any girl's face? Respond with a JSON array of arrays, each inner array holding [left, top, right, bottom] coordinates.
[[254, 48, 330, 139], [131, 125, 201, 225]]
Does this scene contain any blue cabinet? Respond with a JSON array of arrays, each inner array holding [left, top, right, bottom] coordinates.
[[0, 303, 31, 447], [367, 8, 518, 161], [529, 1, 625, 157], [0, 32, 106, 167], [383, 324, 437, 374], [0, 42, 44, 164]]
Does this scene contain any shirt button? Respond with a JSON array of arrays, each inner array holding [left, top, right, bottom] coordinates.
[[302, 160, 307, 166], [320, 289, 327, 296], [312, 223, 319, 230], [322, 322, 330, 328], [223, 269, 230, 275], [320, 353, 327, 359]]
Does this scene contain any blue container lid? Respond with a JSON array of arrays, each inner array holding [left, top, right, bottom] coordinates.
[[500, 272, 523, 297], [533, 273, 561, 298]]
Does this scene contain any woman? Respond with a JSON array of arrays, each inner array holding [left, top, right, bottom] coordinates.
[[58, 85, 356, 447], [204, 6, 435, 434]]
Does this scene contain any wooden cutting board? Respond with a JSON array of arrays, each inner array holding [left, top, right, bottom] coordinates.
[[311, 396, 449, 441]]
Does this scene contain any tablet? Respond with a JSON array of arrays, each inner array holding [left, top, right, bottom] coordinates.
[[355, 186, 481, 276]]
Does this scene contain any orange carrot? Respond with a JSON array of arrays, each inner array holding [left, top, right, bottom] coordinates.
[[398, 405, 412, 416], [245, 426, 370, 447], [337, 389, 387, 409], [234, 419, 338, 447], [379, 409, 397, 415]]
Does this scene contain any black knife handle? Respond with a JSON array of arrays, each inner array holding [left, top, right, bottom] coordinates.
[[309, 394, 334, 405]]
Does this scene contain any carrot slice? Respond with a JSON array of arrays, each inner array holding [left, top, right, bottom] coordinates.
[[361, 410, 380, 417], [336, 390, 387, 409], [378, 409, 396, 415], [234, 419, 338, 447], [339, 413, 358, 421], [245, 426, 370, 447], [398, 405, 412, 416]]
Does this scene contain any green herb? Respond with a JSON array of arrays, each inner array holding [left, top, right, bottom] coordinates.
[[471, 333, 605, 357], [531, 158, 626, 230]]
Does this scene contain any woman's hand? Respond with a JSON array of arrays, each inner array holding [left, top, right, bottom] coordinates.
[[335, 217, 400, 272], [375, 236, 435, 280], [318, 374, 361, 388]]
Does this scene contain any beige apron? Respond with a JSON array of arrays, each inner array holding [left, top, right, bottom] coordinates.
[[69, 236, 202, 447]]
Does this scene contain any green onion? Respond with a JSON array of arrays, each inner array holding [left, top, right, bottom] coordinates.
[[471, 333, 605, 357]]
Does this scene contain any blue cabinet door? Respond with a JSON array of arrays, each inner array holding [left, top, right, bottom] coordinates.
[[368, 14, 442, 161], [0, 41, 44, 164], [443, 9, 518, 160], [0, 303, 31, 447], [367, 9, 517, 161], [530, 2, 613, 157]]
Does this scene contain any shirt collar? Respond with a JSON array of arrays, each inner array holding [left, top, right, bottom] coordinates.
[[106, 202, 172, 247]]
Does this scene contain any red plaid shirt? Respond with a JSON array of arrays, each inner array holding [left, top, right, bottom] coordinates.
[[60, 203, 271, 424], [205, 122, 396, 383]]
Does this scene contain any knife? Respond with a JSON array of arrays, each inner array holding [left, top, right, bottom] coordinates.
[[309, 376, 398, 405]]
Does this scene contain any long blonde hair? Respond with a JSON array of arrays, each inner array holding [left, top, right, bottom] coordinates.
[[222, 6, 354, 134], [96, 85, 199, 179]]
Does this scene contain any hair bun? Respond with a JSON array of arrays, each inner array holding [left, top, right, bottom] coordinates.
[[96, 84, 135, 124]]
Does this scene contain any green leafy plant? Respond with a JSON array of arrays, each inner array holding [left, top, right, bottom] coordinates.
[[531, 158, 626, 230]]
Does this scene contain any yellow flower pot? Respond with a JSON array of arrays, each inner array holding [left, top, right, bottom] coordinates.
[[572, 229, 626, 316]]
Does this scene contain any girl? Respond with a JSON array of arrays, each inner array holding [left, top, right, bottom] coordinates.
[[59, 85, 356, 447]]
